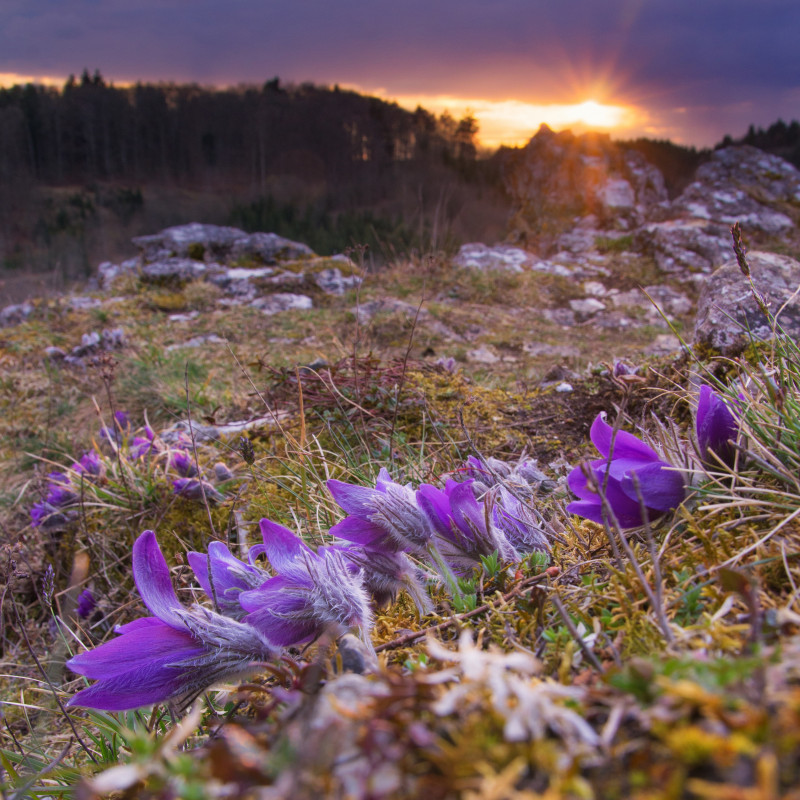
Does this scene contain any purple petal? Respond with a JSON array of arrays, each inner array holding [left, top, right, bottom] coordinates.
[[67, 659, 204, 711], [620, 462, 686, 513], [567, 462, 600, 501], [697, 385, 739, 466], [375, 468, 396, 492], [244, 613, 319, 647], [132, 530, 184, 628], [240, 576, 319, 646], [114, 616, 163, 634], [187, 551, 212, 598], [326, 479, 378, 515], [67, 622, 199, 680], [447, 481, 487, 536], [329, 515, 395, 549], [258, 519, 313, 572], [567, 477, 647, 528], [565, 499, 605, 525], [76, 589, 96, 619], [590, 414, 659, 462], [416, 484, 452, 537], [239, 576, 308, 615]]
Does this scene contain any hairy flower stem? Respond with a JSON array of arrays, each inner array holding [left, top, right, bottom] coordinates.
[[426, 541, 463, 602]]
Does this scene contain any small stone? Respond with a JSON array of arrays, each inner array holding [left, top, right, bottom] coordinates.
[[314, 267, 362, 295], [569, 298, 606, 318], [466, 345, 500, 364], [251, 293, 313, 315], [555, 382, 573, 393]]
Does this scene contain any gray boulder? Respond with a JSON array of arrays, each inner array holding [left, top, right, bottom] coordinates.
[[672, 147, 799, 233], [454, 243, 537, 273], [139, 258, 210, 286], [132, 223, 316, 265], [251, 293, 313, 315], [229, 232, 314, 264], [133, 223, 248, 262], [693, 251, 800, 356], [0, 302, 33, 328], [634, 219, 732, 275], [504, 125, 668, 248], [314, 268, 362, 296]]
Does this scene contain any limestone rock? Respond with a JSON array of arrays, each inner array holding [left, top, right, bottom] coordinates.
[[97, 258, 138, 290], [229, 231, 314, 264], [504, 125, 668, 248], [0, 302, 33, 328], [251, 293, 313, 315], [133, 223, 315, 265], [314, 267, 361, 295], [634, 219, 732, 275], [693, 251, 800, 356], [569, 298, 606, 320], [139, 258, 209, 286], [454, 243, 536, 273], [466, 345, 500, 364], [672, 147, 799, 233], [133, 223, 246, 262], [611, 285, 693, 319]]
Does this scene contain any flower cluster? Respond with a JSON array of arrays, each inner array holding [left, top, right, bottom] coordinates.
[[68, 530, 277, 711], [68, 518, 381, 711], [31, 453, 104, 529], [327, 464, 551, 596], [67, 453, 555, 711], [29, 413, 234, 528], [566, 385, 741, 529]]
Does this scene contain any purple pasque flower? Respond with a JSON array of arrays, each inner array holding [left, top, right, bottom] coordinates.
[[327, 468, 432, 555], [76, 588, 96, 619], [67, 530, 276, 711], [44, 472, 78, 505], [187, 542, 269, 619], [491, 486, 551, 556], [335, 542, 433, 615], [696, 385, 739, 468], [74, 451, 104, 478], [173, 478, 223, 502], [129, 425, 159, 460], [417, 479, 518, 574], [239, 519, 373, 648], [458, 455, 549, 497], [31, 472, 78, 528], [169, 449, 198, 477], [99, 411, 130, 446], [567, 413, 686, 529]]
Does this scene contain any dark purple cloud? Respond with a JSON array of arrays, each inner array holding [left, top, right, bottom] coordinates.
[[2, 0, 798, 145]]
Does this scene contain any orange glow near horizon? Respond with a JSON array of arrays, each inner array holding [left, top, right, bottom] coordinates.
[[0, 72, 65, 87], [362, 90, 646, 148]]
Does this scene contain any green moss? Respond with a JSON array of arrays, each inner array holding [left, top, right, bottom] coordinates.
[[595, 234, 633, 253], [187, 242, 206, 261]]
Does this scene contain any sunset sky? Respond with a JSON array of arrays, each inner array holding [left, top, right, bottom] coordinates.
[[2, 0, 798, 148]]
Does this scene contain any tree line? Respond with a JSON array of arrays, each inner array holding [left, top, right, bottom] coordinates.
[[0, 70, 479, 192]]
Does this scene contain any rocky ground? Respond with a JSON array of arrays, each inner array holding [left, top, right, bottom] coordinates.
[[2, 142, 800, 799]]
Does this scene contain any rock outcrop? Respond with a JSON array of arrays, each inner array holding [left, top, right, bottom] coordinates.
[[96, 224, 361, 314], [504, 130, 800, 282], [504, 125, 668, 247], [693, 251, 800, 356]]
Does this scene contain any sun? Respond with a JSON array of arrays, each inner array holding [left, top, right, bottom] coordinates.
[[571, 99, 627, 129]]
